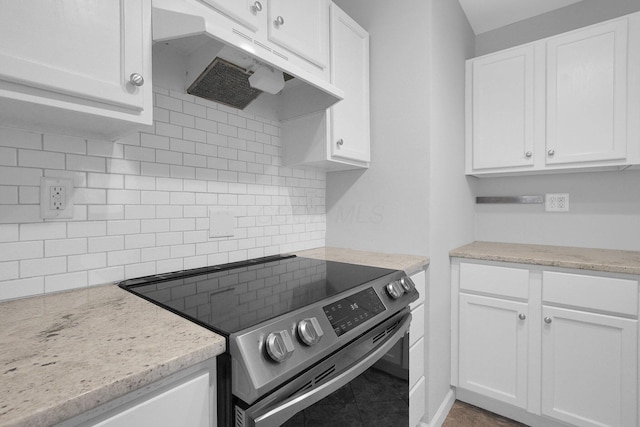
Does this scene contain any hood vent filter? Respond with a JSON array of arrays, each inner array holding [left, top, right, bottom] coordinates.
[[187, 58, 262, 110]]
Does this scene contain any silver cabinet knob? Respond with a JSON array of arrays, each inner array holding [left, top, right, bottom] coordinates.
[[518, 313, 526, 320], [336, 138, 344, 147], [275, 16, 285, 26], [547, 149, 555, 156], [265, 330, 295, 363], [251, 1, 262, 12], [129, 73, 144, 87], [297, 317, 323, 346], [544, 317, 553, 324], [525, 151, 532, 158]]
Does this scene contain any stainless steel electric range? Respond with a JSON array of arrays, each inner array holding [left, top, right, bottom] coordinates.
[[119, 254, 418, 426]]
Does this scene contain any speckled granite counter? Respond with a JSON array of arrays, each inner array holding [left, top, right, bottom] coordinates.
[[0, 285, 225, 427], [293, 247, 429, 275], [450, 241, 640, 275]]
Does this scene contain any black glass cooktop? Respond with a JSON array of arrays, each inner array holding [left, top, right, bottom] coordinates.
[[118, 255, 396, 336]]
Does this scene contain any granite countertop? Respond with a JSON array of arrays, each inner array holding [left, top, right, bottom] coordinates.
[[450, 241, 640, 275], [0, 285, 225, 427], [293, 246, 429, 275]]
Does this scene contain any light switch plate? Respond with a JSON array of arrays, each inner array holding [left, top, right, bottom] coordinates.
[[209, 210, 234, 238], [40, 177, 74, 219]]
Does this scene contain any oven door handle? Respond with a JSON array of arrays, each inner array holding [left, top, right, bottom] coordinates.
[[249, 312, 412, 427]]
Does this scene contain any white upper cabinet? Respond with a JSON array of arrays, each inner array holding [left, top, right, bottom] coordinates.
[[0, 0, 152, 140], [466, 12, 640, 176], [328, 3, 370, 166], [201, 0, 329, 69], [268, 0, 329, 69], [546, 19, 628, 166], [467, 45, 535, 172], [282, 3, 370, 170], [200, 0, 262, 32]]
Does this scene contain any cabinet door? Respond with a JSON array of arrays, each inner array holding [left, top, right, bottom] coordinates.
[[468, 45, 535, 171], [458, 293, 528, 408], [268, 0, 329, 68], [0, 0, 147, 113], [92, 372, 211, 427], [329, 4, 370, 165], [546, 19, 628, 165], [199, 0, 261, 32], [541, 306, 637, 427]]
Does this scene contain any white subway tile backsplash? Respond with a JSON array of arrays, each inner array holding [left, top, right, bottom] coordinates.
[[0, 261, 19, 281], [125, 262, 156, 278], [0, 128, 42, 150], [88, 173, 125, 189], [20, 256, 66, 278], [0, 166, 42, 186], [87, 140, 124, 158], [88, 205, 124, 221], [0, 87, 325, 299], [68, 221, 107, 238], [0, 187, 18, 204], [20, 223, 66, 241], [0, 147, 17, 166], [88, 236, 124, 253], [88, 266, 124, 286], [45, 271, 88, 293], [44, 134, 87, 154], [0, 277, 44, 300], [66, 154, 106, 173], [68, 253, 106, 272], [108, 249, 141, 266], [45, 238, 87, 257]]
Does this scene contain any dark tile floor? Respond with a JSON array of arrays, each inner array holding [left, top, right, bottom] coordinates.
[[281, 367, 408, 427], [443, 400, 528, 427]]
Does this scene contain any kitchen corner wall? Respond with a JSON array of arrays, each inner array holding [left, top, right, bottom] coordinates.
[[0, 87, 326, 301]]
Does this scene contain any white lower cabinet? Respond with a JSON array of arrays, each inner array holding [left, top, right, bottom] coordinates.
[[92, 372, 211, 427], [57, 360, 217, 427], [458, 293, 528, 409], [541, 306, 637, 427], [409, 269, 427, 427], [451, 259, 639, 427]]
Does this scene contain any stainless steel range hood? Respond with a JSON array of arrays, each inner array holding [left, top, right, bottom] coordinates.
[[152, 0, 343, 121]]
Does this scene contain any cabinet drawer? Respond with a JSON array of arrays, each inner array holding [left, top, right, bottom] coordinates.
[[460, 263, 529, 299], [543, 271, 638, 316]]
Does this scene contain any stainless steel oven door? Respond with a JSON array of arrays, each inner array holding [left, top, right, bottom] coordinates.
[[235, 309, 412, 427]]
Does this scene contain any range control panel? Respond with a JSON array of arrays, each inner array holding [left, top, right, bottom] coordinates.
[[323, 287, 386, 336]]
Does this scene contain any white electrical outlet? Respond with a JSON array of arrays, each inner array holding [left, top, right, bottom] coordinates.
[[41, 177, 74, 219], [545, 193, 569, 212]]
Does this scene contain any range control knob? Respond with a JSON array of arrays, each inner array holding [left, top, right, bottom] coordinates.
[[265, 330, 295, 363], [399, 276, 415, 292], [297, 317, 324, 346], [386, 281, 404, 300]]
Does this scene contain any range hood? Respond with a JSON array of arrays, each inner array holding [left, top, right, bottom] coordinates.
[[151, 0, 344, 121]]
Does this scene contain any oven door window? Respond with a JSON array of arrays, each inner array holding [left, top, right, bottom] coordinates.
[[236, 310, 411, 427]]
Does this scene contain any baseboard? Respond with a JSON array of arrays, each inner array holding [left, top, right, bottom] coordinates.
[[422, 388, 456, 427]]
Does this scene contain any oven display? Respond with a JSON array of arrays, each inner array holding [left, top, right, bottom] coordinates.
[[323, 288, 385, 336]]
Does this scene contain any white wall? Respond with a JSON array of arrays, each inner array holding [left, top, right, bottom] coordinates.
[[428, 0, 476, 421], [472, 0, 640, 251], [0, 84, 326, 301], [330, 0, 476, 424], [327, 0, 430, 257]]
